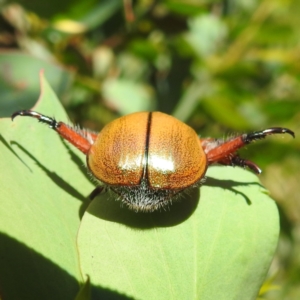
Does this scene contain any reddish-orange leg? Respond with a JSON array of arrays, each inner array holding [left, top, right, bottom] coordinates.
[[202, 128, 295, 173], [11, 110, 104, 200], [12, 110, 295, 176], [11, 110, 96, 155]]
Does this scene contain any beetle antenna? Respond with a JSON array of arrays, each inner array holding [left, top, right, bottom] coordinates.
[[12, 110, 59, 129]]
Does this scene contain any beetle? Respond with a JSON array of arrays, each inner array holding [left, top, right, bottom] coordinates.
[[12, 110, 294, 212]]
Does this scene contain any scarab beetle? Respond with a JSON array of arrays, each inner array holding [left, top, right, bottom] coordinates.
[[12, 110, 294, 211]]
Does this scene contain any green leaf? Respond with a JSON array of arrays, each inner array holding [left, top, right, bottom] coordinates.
[[78, 169, 279, 300], [79, 0, 122, 30], [164, 0, 206, 16], [185, 14, 228, 57], [0, 73, 93, 299], [75, 276, 91, 300], [102, 78, 154, 115], [0, 76, 279, 299], [0, 52, 74, 117]]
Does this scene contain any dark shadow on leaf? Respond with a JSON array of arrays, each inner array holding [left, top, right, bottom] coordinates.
[[91, 285, 135, 300], [204, 176, 264, 205], [0, 232, 78, 300], [88, 187, 200, 229], [0, 233, 136, 300], [277, 204, 293, 239], [0, 134, 32, 172], [62, 141, 93, 185], [10, 142, 89, 217]]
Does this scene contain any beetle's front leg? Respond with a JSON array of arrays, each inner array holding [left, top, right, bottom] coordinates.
[[12, 110, 98, 155], [202, 127, 294, 173]]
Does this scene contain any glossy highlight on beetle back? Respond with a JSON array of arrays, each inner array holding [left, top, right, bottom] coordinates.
[[88, 112, 149, 186], [87, 112, 207, 190], [147, 112, 206, 189]]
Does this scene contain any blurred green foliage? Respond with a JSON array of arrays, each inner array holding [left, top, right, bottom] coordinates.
[[0, 0, 299, 299]]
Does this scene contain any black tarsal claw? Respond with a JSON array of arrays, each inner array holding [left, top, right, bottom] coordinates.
[[12, 110, 44, 121], [11, 110, 29, 121], [262, 127, 295, 138], [245, 127, 295, 143], [11, 110, 58, 129]]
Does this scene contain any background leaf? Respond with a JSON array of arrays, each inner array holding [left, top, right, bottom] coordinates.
[[0, 52, 74, 117]]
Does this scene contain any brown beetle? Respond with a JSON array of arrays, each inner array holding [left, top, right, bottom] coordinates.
[[12, 110, 294, 211]]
